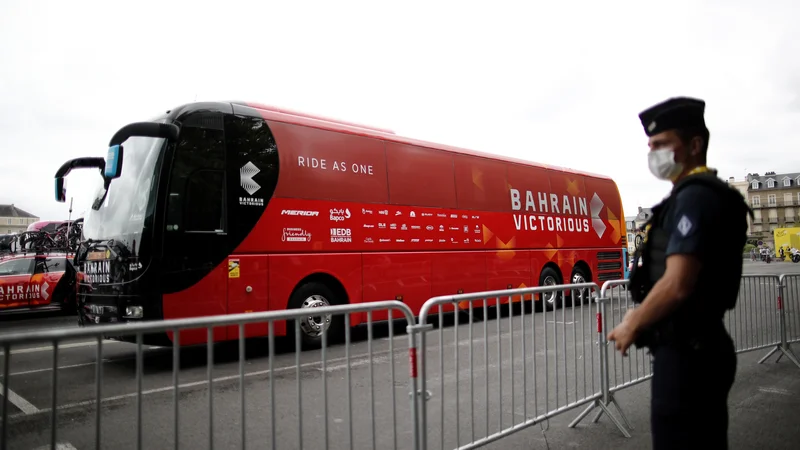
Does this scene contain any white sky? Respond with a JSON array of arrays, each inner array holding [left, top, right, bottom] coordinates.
[[2, 0, 799, 221]]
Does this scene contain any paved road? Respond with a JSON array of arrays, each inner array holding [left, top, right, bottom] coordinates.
[[0, 261, 798, 449]]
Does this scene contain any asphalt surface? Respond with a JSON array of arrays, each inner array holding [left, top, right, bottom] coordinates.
[[0, 260, 798, 450]]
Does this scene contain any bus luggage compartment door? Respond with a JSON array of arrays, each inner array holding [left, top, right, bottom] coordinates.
[[227, 255, 270, 339]]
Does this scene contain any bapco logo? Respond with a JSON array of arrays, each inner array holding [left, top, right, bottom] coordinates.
[[330, 208, 352, 222], [240, 162, 261, 195]]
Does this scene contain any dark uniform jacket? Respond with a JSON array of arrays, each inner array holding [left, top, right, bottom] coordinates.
[[628, 172, 752, 348]]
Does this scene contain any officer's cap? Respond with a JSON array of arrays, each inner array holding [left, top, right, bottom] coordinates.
[[638, 97, 706, 137]]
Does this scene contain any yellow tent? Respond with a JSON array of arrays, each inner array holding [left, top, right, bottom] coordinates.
[[773, 227, 800, 253]]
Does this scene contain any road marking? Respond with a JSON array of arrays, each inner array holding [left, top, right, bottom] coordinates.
[[0, 340, 123, 356], [322, 355, 390, 372], [3, 359, 114, 377], [33, 443, 78, 450], [758, 387, 794, 396], [0, 380, 40, 415]]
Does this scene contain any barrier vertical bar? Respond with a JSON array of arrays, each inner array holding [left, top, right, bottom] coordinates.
[[51, 340, 59, 450], [173, 331, 180, 450], [1, 344, 8, 450], [207, 327, 214, 450]]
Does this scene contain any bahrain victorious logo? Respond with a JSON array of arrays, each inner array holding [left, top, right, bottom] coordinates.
[[240, 162, 261, 195], [590, 193, 606, 239]]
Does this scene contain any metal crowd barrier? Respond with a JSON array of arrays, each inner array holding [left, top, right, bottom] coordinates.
[[2, 272, 799, 450], [0, 301, 419, 450], [410, 283, 628, 450], [579, 274, 800, 438]]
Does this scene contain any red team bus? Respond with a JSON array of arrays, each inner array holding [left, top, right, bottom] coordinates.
[[54, 101, 628, 348]]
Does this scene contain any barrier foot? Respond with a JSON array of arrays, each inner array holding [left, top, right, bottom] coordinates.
[[598, 400, 632, 438], [568, 401, 598, 428], [568, 396, 631, 438], [591, 407, 604, 423], [609, 395, 633, 432], [779, 345, 800, 369], [759, 345, 800, 368], [758, 346, 780, 364]]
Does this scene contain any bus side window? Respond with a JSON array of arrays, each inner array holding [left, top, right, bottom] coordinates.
[[166, 122, 227, 234]]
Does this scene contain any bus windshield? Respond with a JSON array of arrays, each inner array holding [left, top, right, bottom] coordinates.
[[82, 135, 165, 255]]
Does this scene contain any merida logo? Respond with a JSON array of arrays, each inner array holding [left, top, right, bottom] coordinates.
[[240, 162, 261, 195]]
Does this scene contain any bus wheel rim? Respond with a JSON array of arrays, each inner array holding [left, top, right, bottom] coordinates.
[[572, 273, 587, 301], [544, 276, 557, 304], [300, 295, 332, 338]]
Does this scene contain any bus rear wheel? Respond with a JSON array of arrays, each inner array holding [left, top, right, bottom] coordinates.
[[569, 266, 592, 306], [537, 267, 563, 311], [288, 282, 344, 350]]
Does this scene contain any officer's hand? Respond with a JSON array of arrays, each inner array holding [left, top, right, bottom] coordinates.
[[607, 310, 639, 357]]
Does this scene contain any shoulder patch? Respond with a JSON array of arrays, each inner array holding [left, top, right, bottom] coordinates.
[[677, 215, 693, 236]]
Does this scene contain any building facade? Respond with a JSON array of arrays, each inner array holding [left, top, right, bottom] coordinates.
[[726, 177, 752, 236], [746, 171, 800, 247], [0, 204, 39, 234], [625, 206, 653, 253]]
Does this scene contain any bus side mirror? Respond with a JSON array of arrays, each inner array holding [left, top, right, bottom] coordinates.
[[104, 144, 124, 179], [55, 177, 66, 203]]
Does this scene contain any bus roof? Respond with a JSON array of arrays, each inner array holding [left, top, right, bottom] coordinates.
[[223, 101, 614, 182]]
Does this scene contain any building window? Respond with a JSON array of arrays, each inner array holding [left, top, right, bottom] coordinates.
[[752, 196, 760, 207], [785, 178, 791, 187], [768, 194, 777, 206], [751, 181, 759, 189], [767, 179, 775, 188], [785, 193, 794, 206]]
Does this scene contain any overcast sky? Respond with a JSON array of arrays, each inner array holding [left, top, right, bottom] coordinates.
[[2, 0, 799, 222]]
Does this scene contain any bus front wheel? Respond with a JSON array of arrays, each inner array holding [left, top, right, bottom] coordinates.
[[288, 282, 345, 350]]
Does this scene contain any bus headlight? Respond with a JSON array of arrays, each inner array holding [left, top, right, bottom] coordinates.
[[125, 306, 143, 319]]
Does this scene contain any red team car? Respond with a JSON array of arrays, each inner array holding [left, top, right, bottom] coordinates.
[[0, 251, 77, 313]]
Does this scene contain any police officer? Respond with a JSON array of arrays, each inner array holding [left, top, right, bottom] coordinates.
[[607, 97, 751, 449]]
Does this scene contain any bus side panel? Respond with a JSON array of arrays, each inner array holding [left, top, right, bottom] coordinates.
[[486, 249, 531, 305], [163, 261, 228, 346], [268, 253, 363, 337], [430, 251, 485, 314], [362, 252, 431, 318]]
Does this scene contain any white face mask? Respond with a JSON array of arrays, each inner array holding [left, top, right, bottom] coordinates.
[[648, 148, 684, 181]]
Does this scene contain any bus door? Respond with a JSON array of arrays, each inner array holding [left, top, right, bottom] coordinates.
[[222, 114, 279, 340], [0, 257, 35, 310], [162, 112, 230, 341]]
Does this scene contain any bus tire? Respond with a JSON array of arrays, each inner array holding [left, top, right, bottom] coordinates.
[[569, 266, 592, 306], [287, 281, 344, 350], [537, 266, 563, 311]]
